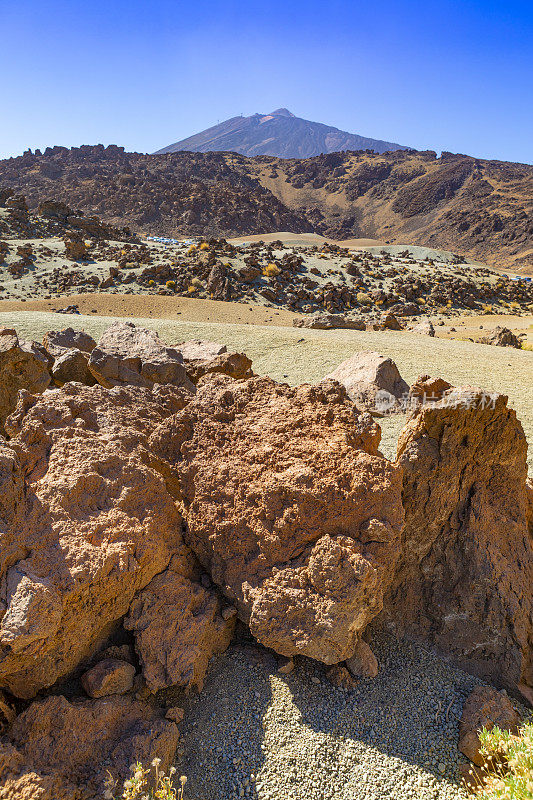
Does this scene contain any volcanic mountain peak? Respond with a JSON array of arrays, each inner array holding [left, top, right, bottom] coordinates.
[[154, 108, 409, 159]]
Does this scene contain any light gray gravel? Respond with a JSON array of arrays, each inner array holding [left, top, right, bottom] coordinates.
[[174, 632, 488, 800]]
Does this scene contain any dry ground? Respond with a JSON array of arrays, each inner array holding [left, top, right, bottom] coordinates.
[[2, 304, 532, 472]]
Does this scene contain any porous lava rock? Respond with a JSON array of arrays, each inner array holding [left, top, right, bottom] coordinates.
[[293, 314, 365, 330], [81, 658, 136, 698], [459, 685, 521, 765], [0, 382, 192, 698], [382, 386, 533, 699], [479, 326, 522, 348], [51, 348, 97, 387], [88, 321, 194, 391], [325, 351, 409, 414], [42, 327, 96, 358], [0, 694, 179, 799], [175, 339, 253, 384], [150, 375, 404, 664], [125, 555, 236, 692], [0, 330, 51, 435]]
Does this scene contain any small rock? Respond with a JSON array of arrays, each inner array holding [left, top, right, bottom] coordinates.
[[81, 658, 136, 698], [345, 640, 379, 679]]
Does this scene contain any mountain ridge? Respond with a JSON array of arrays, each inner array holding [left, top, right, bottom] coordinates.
[[154, 108, 409, 158]]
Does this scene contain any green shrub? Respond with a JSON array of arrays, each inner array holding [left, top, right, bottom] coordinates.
[[466, 721, 533, 799]]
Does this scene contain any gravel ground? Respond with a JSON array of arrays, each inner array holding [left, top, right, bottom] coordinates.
[[174, 632, 492, 800]]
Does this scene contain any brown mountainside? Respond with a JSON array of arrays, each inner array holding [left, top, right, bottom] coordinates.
[[0, 144, 531, 268]]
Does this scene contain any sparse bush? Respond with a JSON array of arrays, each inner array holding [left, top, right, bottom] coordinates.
[[521, 343, 533, 352], [148, 280, 155, 286], [482, 304, 493, 313], [105, 759, 187, 799], [191, 277, 203, 287], [166, 280, 176, 290], [465, 721, 533, 799], [263, 263, 281, 277], [199, 242, 209, 251], [187, 245, 196, 255]]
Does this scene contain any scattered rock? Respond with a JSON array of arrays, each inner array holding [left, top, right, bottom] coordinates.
[[479, 326, 522, 348], [42, 327, 97, 357], [293, 314, 365, 330], [345, 639, 379, 678], [325, 351, 409, 415], [175, 340, 253, 384], [88, 321, 195, 391], [411, 319, 435, 336], [459, 685, 521, 765], [51, 347, 97, 387], [326, 664, 359, 690]]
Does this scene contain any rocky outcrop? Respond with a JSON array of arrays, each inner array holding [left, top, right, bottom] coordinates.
[[0, 330, 51, 435], [81, 658, 136, 698], [0, 694, 179, 799], [382, 386, 533, 700], [51, 348, 97, 387], [150, 375, 404, 664], [125, 557, 236, 693], [175, 340, 253, 384], [479, 326, 522, 348], [0, 382, 192, 698], [88, 321, 195, 391], [325, 351, 409, 414], [459, 686, 521, 765]]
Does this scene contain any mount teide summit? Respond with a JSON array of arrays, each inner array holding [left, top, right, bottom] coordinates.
[[154, 107, 409, 158]]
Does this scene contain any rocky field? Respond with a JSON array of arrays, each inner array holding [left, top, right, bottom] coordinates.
[[0, 145, 532, 269], [1, 194, 533, 321]]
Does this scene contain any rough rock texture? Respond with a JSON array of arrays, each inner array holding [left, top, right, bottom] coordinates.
[[411, 319, 435, 336], [0, 694, 179, 799], [42, 327, 96, 358], [81, 658, 136, 698], [125, 555, 236, 692], [150, 375, 404, 664], [0, 331, 51, 435], [345, 639, 379, 678], [479, 326, 522, 348], [88, 321, 194, 391], [175, 340, 253, 385], [293, 314, 366, 330], [408, 374, 453, 406], [458, 686, 521, 765], [51, 348, 97, 387], [382, 386, 533, 699], [0, 382, 191, 698], [325, 351, 409, 414]]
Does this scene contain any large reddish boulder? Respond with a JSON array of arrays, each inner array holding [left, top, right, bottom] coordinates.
[[382, 386, 533, 700], [0, 694, 179, 800], [325, 351, 409, 414], [150, 375, 404, 664], [42, 327, 96, 358], [88, 321, 194, 391], [0, 382, 192, 698], [0, 330, 51, 435]]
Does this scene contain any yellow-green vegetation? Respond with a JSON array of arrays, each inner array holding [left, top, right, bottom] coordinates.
[[467, 722, 533, 799], [165, 280, 176, 290], [263, 262, 281, 277], [199, 241, 210, 251], [105, 760, 186, 800]]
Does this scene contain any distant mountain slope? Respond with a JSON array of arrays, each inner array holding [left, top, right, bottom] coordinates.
[[154, 108, 409, 158], [0, 145, 531, 268]]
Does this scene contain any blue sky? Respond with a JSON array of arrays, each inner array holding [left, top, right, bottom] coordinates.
[[1, 0, 532, 163]]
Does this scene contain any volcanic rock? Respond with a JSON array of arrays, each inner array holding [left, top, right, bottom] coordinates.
[[88, 321, 195, 391], [479, 326, 522, 348], [0, 382, 191, 698], [51, 348, 97, 387], [149, 375, 404, 664], [0, 694, 179, 799], [81, 658, 136, 698], [42, 327, 96, 357], [345, 639, 379, 679], [175, 340, 253, 384], [0, 330, 51, 436], [125, 557, 235, 693], [459, 685, 521, 765], [325, 351, 409, 414], [411, 319, 435, 336], [383, 386, 533, 697]]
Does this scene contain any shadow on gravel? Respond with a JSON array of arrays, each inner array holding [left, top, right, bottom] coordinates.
[[175, 632, 481, 800]]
